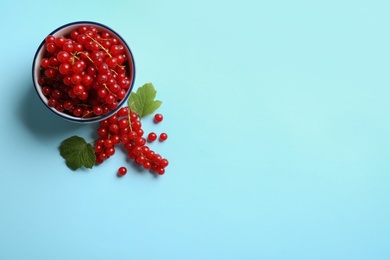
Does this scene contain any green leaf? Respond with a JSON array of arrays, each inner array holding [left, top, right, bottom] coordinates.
[[59, 136, 95, 170], [128, 82, 162, 118]]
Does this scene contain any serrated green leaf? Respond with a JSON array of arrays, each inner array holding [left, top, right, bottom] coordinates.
[[128, 82, 162, 118], [59, 136, 95, 170]]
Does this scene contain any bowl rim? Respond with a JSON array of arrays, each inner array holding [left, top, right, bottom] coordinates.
[[32, 21, 136, 123]]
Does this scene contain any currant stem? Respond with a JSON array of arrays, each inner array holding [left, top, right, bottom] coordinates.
[[76, 51, 94, 64], [85, 34, 112, 58], [70, 52, 80, 64], [127, 108, 133, 132], [103, 84, 118, 97], [81, 110, 94, 118], [76, 103, 93, 107]]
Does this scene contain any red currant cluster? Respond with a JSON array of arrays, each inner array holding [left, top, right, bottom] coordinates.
[[38, 25, 133, 118], [94, 107, 169, 175]]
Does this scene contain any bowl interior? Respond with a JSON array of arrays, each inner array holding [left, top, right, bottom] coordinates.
[[32, 21, 135, 123]]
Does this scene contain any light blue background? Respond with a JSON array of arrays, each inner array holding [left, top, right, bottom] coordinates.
[[1, 0, 390, 259]]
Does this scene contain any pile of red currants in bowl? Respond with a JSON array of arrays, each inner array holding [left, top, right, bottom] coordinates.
[[32, 21, 135, 123]]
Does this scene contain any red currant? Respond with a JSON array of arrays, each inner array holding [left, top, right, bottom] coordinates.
[[120, 127, 130, 135], [49, 57, 59, 66], [97, 87, 108, 98], [106, 57, 118, 68], [82, 74, 93, 86], [130, 112, 138, 121], [93, 106, 103, 116], [63, 100, 73, 110], [106, 147, 115, 156], [70, 74, 82, 85], [44, 68, 56, 78], [42, 86, 51, 96], [55, 36, 66, 47], [100, 119, 109, 128], [108, 114, 118, 123], [132, 121, 141, 130], [118, 167, 127, 176], [117, 107, 129, 117], [46, 43, 57, 53], [136, 155, 146, 165], [147, 132, 157, 142], [48, 97, 57, 107], [128, 131, 137, 140], [153, 154, 163, 164], [56, 103, 64, 112], [73, 84, 85, 95], [105, 94, 115, 104], [121, 134, 130, 144], [59, 63, 71, 75], [79, 91, 89, 100], [57, 51, 71, 63], [146, 150, 155, 159], [143, 161, 152, 169], [104, 138, 114, 148], [156, 167, 165, 175], [160, 159, 169, 168], [109, 123, 120, 134], [159, 133, 168, 141], [118, 118, 129, 129], [46, 35, 55, 43], [141, 146, 150, 153], [135, 137, 146, 146], [41, 58, 50, 68], [136, 129, 144, 137], [63, 42, 74, 52], [94, 144, 103, 153], [73, 107, 83, 116], [52, 89, 62, 99], [95, 138, 103, 144], [132, 146, 142, 155], [112, 135, 121, 145], [154, 113, 163, 123]]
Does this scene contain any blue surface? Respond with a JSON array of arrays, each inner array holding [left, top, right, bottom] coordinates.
[[1, 0, 390, 259]]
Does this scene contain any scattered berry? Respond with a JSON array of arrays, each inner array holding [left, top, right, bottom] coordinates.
[[147, 132, 157, 142], [118, 166, 127, 176], [159, 133, 168, 141], [37, 25, 133, 119], [154, 113, 163, 123]]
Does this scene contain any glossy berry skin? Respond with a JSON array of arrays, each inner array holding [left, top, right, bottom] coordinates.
[[159, 133, 168, 141], [156, 167, 165, 175], [160, 159, 169, 168], [135, 137, 146, 146], [154, 113, 163, 123], [118, 166, 127, 176], [147, 132, 157, 142]]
